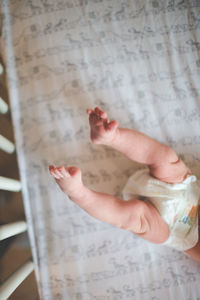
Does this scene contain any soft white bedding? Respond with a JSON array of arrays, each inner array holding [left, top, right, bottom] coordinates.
[[1, 0, 200, 299]]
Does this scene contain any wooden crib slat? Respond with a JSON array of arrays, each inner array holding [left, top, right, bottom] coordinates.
[[0, 260, 34, 300], [0, 134, 15, 153], [0, 176, 21, 191], [0, 62, 3, 75], [0, 97, 8, 114], [0, 221, 27, 241]]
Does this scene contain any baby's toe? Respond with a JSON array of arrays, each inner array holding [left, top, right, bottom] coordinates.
[[58, 166, 71, 178], [54, 168, 64, 179], [107, 120, 118, 131], [94, 107, 107, 119], [67, 166, 80, 177], [86, 108, 93, 115], [49, 166, 60, 179], [89, 113, 103, 126]]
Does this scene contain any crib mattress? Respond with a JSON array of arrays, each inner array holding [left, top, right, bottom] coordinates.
[[1, 0, 200, 299]]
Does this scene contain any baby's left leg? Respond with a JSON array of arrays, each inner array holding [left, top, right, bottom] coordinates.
[[149, 154, 191, 184], [87, 107, 191, 184]]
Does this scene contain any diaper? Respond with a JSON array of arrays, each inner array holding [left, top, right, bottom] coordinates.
[[122, 168, 200, 251]]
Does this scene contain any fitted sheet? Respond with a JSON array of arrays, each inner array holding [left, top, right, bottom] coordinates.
[[1, 0, 200, 299]]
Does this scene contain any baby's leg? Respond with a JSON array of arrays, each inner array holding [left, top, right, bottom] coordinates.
[[49, 165, 169, 243], [49, 165, 142, 230], [184, 240, 200, 262], [49, 165, 143, 230], [87, 107, 190, 183]]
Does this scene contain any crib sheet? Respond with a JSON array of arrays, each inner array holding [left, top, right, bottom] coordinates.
[[1, 0, 200, 299]]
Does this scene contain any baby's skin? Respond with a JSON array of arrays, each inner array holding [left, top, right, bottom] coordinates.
[[49, 107, 200, 261]]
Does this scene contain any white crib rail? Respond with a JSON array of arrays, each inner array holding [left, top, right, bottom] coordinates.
[[0, 176, 21, 191], [0, 62, 35, 298], [0, 260, 34, 300], [0, 134, 15, 153], [0, 97, 8, 114], [0, 62, 3, 75], [0, 221, 27, 240]]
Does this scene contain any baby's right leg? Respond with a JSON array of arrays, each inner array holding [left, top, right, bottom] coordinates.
[[87, 107, 190, 184], [184, 239, 200, 262], [49, 165, 169, 244], [49, 165, 147, 232]]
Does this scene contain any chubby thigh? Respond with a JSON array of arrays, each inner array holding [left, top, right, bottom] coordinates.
[[124, 198, 170, 244], [149, 156, 191, 184]]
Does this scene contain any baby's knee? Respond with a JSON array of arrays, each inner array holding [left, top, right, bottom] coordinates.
[[151, 145, 178, 167], [150, 148, 191, 183], [163, 146, 179, 164]]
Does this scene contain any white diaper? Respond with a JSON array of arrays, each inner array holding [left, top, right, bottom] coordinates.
[[122, 168, 200, 251]]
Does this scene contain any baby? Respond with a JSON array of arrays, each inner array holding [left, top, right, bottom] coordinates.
[[49, 107, 200, 262]]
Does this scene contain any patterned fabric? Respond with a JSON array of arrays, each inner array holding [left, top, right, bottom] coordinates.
[[1, 0, 200, 299]]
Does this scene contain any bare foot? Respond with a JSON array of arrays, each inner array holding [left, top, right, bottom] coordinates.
[[87, 107, 118, 145], [49, 165, 83, 198]]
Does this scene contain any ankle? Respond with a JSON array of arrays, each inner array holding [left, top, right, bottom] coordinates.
[[68, 185, 88, 203], [106, 127, 120, 147]]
